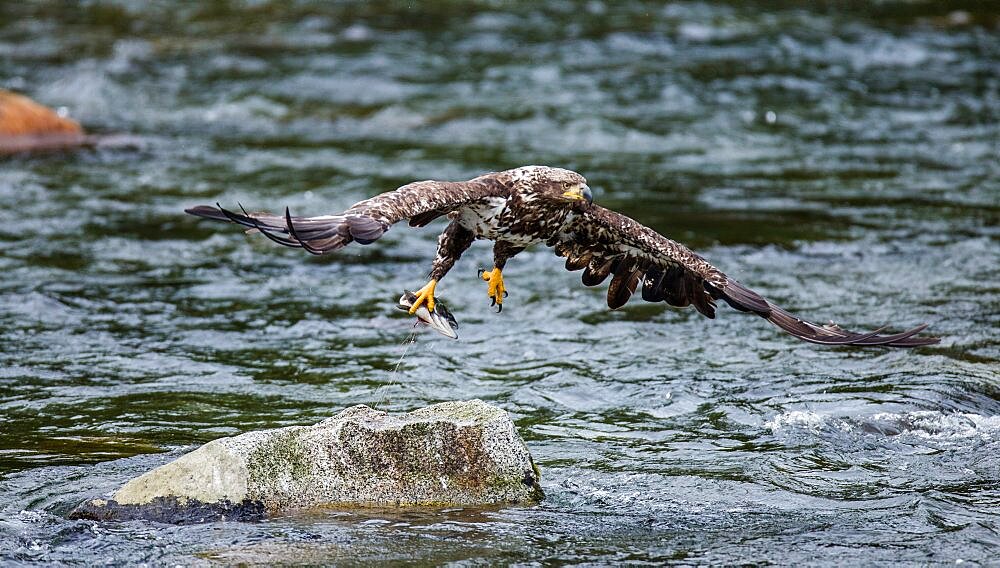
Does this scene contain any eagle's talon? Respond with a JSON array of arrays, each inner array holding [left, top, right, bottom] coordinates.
[[481, 266, 506, 311], [408, 278, 438, 314]]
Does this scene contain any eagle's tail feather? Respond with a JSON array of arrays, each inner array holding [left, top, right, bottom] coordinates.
[[185, 203, 387, 255], [717, 280, 939, 348], [184, 204, 232, 223]]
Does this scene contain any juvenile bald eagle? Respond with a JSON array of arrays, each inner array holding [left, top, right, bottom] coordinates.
[[186, 166, 937, 347]]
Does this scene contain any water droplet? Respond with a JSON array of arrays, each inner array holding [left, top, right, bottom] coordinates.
[[765, 111, 777, 124]]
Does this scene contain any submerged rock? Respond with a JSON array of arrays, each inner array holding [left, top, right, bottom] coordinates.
[[70, 496, 267, 524], [71, 400, 541, 523], [0, 89, 86, 154]]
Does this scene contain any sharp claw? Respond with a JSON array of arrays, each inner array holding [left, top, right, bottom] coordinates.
[[482, 266, 508, 311], [408, 280, 437, 314]]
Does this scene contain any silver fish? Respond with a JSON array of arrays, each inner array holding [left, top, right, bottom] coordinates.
[[397, 291, 459, 339]]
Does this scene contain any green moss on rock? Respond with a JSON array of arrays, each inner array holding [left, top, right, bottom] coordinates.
[[73, 400, 542, 522]]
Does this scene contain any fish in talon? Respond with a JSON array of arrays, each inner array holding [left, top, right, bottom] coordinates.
[[397, 291, 459, 339]]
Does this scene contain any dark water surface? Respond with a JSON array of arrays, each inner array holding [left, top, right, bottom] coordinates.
[[1, 1, 998, 565]]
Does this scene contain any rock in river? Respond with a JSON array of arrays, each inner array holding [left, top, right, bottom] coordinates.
[[0, 89, 86, 154], [71, 400, 542, 523]]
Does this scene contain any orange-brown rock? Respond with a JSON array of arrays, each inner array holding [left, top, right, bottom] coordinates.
[[0, 89, 86, 154]]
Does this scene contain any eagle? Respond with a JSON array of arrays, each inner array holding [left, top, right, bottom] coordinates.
[[186, 165, 938, 347]]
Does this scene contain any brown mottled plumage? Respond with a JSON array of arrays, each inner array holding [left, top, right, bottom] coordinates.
[[185, 165, 938, 347]]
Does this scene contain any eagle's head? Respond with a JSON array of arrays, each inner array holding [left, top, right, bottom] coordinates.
[[520, 166, 593, 207]]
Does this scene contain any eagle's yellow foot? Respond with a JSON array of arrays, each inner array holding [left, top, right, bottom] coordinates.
[[408, 279, 437, 314], [479, 267, 507, 312]]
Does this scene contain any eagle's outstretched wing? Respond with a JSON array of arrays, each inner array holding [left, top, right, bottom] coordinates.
[[185, 177, 504, 255], [551, 205, 938, 347]]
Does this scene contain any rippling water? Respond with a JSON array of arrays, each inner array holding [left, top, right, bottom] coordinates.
[[1, 1, 998, 564]]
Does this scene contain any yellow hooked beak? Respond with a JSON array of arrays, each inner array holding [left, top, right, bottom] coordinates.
[[561, 184, 594, 204]]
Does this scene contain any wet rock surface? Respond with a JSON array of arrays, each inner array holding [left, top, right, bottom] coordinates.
[[69, 496, 267, 524], [71, 400, 541, 522]]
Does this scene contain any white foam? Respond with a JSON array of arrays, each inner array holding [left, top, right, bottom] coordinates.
[[868, 411, 1000, 442], [767, 410, 1000, 443], [765, 410, 827, 432]]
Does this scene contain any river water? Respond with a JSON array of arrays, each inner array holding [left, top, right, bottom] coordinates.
[[1, 1, 997, 565]]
